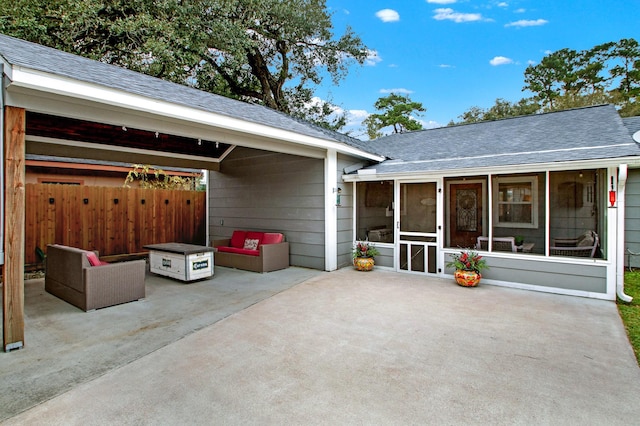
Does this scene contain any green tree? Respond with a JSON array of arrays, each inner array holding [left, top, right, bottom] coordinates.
[[523, 48, 583, 110], [0, 0, 368, 129], [364, 93, 425, 139], [459, 38, 640, 125], [522, 39, 639, 116], [453, 98, 539, 125], [608, 38, 640, 115]]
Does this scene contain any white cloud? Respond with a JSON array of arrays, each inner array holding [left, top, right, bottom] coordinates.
[[505, 19, 548, 28], [379, 88, 414, 94], [365, 49, 382, 66], [497, 2, 509, 7], [346, 109, 369, 126], [427, 0, 457, 4], [514, 8, 526, 13], [527, 59, 537, 65], [433, 8, 483, 23], [439, 64, 454, 68], [388, 63, 399, 68], [375, 9, 400, 22], [489, 56, 514, 66], [418, 119, 444, 129]]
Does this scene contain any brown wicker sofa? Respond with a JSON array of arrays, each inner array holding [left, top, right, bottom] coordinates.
[[45, 244, 146, 311], [212, 231, 289, 273]]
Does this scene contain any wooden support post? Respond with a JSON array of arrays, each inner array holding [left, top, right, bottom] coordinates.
[[3, 106, 26, 351]]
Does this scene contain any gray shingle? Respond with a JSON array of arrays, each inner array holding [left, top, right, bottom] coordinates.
[[358, 105, 640, 174], [623, 116, 640, 137], [0, 33, 364, 149]]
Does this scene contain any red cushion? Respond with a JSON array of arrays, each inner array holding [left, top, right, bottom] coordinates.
[[230, 230, 247, 248], [86, 252, 109, 266], [246, 232, 264, 246], [217, 246, 260, 256], [262, 233, 283, 244]]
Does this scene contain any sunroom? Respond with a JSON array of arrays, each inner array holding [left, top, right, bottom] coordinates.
[[342, 105, 640, 300]]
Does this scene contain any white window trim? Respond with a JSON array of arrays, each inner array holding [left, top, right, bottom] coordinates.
[[492, 175, 539, 229]]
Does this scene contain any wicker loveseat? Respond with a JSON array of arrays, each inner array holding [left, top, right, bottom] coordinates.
[[550, 231, 599, 258], [212, 230, 289, 273], [45, 244, 146, 311]]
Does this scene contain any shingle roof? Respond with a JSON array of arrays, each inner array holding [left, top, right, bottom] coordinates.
[[357, 105, 640, 175], [623, 116, 640, 138], [0, 33, 363, 149]]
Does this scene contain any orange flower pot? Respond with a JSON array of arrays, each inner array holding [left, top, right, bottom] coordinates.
[[454, 270, 481, 287], [354, 257, 375, 271]]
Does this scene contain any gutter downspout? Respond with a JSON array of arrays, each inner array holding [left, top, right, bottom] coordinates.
[[617, 164, 632, 302]]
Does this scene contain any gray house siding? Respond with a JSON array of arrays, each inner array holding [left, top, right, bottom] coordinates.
[[209, 148, 325, 270], [625, 168, 640, 269], [445, 253, 607, 293], [373, 246, 394, 268], [337, 154, 357, 268]]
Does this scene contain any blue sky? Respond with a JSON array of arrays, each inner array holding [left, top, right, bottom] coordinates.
[[317, 0, 639, 139]]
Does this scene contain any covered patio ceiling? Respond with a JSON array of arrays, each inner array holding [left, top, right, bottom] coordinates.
[[25, 112, 234, 170]]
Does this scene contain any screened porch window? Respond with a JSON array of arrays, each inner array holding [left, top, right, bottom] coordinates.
[[445, 170, 606, 258], [549, 169, 605, 259], [355, 181, 394, 243]]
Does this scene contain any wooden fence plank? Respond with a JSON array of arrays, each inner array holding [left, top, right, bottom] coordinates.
[[23, 184, 205, 265]]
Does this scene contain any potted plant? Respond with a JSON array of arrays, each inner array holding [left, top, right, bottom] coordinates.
[[446, 249, 488, 287], [352, 240, 380, 271]]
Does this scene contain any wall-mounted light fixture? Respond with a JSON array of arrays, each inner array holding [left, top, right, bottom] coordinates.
[[334, 187, 342, 206], [610, 176, 617, 207]]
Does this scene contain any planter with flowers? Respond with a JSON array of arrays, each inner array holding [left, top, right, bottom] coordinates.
[[352, 240, 380, 271], [446, 249, 488, 287]]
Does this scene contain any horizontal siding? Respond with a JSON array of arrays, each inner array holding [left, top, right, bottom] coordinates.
[[337, 154, 358, 268], [210, 148, 325, 269], [626, 169, 640, 268], [445, 253, 607, 293], [374, 246, 394, 268]]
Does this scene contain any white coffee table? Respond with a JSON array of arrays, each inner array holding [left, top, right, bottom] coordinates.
[[145, 243, 214, 282]]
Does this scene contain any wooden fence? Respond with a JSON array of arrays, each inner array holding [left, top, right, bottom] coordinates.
[[25, 184, 206, 266]]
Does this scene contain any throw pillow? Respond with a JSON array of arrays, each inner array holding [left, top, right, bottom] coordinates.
[[243, 238, 260, 250], [230, 230, 247, 248], [86, 252, 102, 266], [577, 231, 594, 247]]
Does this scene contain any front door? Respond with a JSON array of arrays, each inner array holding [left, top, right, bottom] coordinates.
[[398, 182, 438, 274], [449, 182, 483, 248]]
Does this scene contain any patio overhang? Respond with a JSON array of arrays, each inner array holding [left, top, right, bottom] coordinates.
[[4, 66, 383, 168]]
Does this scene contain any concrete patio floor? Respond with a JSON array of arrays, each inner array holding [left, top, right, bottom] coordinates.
[[3, 267, 640, 424], [0, 265, 321, 422]]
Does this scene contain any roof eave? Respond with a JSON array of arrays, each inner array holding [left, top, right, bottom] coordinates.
[[6, 65, 383, 162], [342, 156, 640, 181]]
